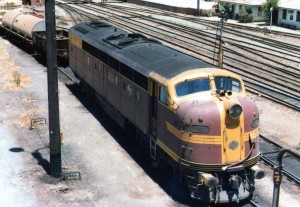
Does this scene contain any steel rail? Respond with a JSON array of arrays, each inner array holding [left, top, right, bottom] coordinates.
[[259, 135, 300, 186], [249, 199, 260, 207], [225, 41, 300, 75], [245, 84, 300, 112], [185, 18, 300, 53], [100, 4, 300, 81], [79, 3, 300, 73], [57, 3, 300, 111], [175, 15, 300, 39], [82, 3, 300, 79], [100, 2, 300, 40], [142, 15, 300, 70], [223, 48, 300, 90]]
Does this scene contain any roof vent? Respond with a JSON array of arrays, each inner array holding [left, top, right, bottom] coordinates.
[[88, 21, 111, 28], [117, 39, 134, 46], [106, 33, 125, 41], [128, 33, 146, 39], [74, 26, 89, 34]]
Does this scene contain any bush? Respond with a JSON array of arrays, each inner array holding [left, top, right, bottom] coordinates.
[[238, 9, 253, 23]]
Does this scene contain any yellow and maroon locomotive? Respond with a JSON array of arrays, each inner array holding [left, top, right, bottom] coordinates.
[[68, 21, 265, 203]]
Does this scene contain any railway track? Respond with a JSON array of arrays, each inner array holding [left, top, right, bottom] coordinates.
[[57, 1, 300, 111], [260, 134, 300, 186]]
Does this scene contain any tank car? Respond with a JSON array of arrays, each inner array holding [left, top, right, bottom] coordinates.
[[68, 20, 266, 203], [0, 9, 68, 64]]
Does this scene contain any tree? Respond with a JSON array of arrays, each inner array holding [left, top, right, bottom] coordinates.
[[262, 0, 279, 24], [261, 0, 279, 13]]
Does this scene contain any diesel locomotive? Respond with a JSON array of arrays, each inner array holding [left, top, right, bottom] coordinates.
[[68, 20, 265, 203]]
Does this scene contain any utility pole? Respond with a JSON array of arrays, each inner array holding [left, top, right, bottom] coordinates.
[[45, 0, 61, 178], [218, 13, 226, 68], [270, 7, 273, 33], [197, 0, 200, 16]]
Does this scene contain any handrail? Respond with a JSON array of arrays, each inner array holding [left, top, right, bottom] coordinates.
[[272, 148, 300, 207]]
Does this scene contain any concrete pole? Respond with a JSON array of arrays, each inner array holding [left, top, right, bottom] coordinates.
[[45, 0, 61, 178]]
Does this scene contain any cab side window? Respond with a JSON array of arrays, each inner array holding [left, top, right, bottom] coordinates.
[[159, 86, 168, 106]]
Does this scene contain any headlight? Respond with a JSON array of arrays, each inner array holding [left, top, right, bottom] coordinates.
[[228, 104, 242, 119], [251, 118, 259, 128]]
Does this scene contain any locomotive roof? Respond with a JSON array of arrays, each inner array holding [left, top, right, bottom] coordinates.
[[69, 21, 216, 80]]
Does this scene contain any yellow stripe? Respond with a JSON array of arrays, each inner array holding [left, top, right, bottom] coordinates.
[[75, 36, 82, 49], [157, 139, 179, 162], [243, 129, 259, 141], [166, 122, 223, 144]]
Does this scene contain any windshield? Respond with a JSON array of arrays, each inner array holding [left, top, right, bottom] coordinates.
[[175, 78, 210, 97], [215, 76, 242, 92]]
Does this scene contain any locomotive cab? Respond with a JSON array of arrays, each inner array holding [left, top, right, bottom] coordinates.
[[153, 68, 265, 203]]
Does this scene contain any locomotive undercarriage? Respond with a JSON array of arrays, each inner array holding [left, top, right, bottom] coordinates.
[[185, 169, 256, 203]]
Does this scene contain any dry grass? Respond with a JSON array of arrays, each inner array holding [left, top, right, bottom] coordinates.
[[18, 108, 39, 128], [0, 41, 30, 91], [22, 96, 39, 104], [0, 40, 37, 129], [5, 71, 31, 91]]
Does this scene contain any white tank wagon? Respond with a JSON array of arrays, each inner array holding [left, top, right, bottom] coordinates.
[[1, 9, 23, 29], [12, 13, 45, 38], [0, 9, 69, 65], [2, 9, 45, 38]]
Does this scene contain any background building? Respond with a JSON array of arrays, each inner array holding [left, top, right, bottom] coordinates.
[[219, 0, 268, 21], [277, 0, 300, 29]]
